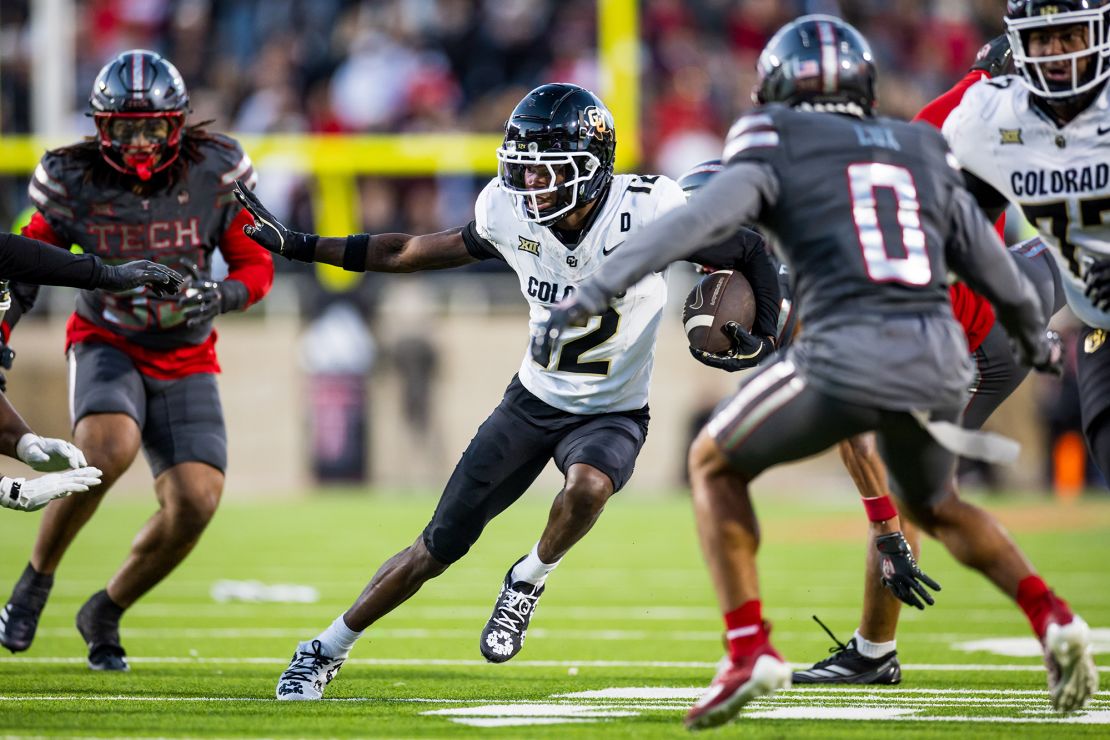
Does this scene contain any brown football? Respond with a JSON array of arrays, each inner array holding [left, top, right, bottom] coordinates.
[[682, 270, 756, 355]]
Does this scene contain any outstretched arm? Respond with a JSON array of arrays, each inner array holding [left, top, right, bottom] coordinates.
[[578, 162, 776, 315], [945, 186, 1055, 372], [234, 183, 477, 273], [530, 162, 776, 363]]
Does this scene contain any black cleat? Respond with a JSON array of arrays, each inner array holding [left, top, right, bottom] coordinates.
[[791, 615, 901, 685], [0, 564, 54, 653], [480, 559, 544, 663], [76, 590, 129, 672]]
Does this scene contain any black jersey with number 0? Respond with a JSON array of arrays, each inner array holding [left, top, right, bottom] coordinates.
[[723, 105, 957, 332]]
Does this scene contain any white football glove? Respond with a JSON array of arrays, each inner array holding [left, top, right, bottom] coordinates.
[[16, 433, 88, 472], [0, 467, 103, 512]]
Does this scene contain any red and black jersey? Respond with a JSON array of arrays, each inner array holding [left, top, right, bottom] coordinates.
[[914, 69, 1003, 352], [19, 133, 273, 379]]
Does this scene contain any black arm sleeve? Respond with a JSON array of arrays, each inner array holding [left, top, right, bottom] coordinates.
[[686, 229, 781, 342], [461, 221, 505, 262], [2, 282, 41, 337], [962, 169, 1010, 224], [0, 232, 103, 288]]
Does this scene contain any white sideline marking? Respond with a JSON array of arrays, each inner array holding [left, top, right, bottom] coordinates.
[[448, 718, 597, 727], [952, 629, 1110, 657], [1, 655, 1108, 673], [424, 704, 638, 718], [746, 707, 917, 720]]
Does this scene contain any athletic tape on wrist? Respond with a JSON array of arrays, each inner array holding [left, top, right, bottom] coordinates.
[[342, 234, 370, 272], [861, 494, 898, 523]]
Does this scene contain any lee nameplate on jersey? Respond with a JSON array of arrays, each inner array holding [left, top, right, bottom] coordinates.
[[517, 236, 541, 256], [999, 128, 1023, 145]]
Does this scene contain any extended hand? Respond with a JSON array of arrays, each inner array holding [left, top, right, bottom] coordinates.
[[1085, 259, 1110, 311], [16, 433, 87, 472], [1029, 329, 1064, 377], [100, 260, 184, 297], [234, 181, 292, 255], [689, 322, 771, 372], [875, 531, 941, 610], [0, 466, 103, 512], [530, 300, 593, 367], [176, 262, 247, 329], [969, 34, 1013, 78]]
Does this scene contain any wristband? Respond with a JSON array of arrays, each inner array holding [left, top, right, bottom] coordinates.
[[862, 494, 898, 523], [288, 233, 319, 263], [342, 233, 371, 273], [218, 280, 250, 313]]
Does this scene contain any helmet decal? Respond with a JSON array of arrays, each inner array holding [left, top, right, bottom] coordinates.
[[496, 83, 616, 224]]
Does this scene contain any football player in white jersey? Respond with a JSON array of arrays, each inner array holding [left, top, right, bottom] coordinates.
[[234, 83, 771, 699], [943, 0, 1110, 481]]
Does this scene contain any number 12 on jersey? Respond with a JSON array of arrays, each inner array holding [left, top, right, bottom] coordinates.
[[533, 307, 621, 375], [849, 162, 932, 286]]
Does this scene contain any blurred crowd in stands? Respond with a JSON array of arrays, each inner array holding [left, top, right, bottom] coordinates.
[[2, 0, 1007, 177], [0, 0, 1098, 492]]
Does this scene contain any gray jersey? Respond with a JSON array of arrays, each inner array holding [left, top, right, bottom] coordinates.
[[577, 105, 1047, 412]]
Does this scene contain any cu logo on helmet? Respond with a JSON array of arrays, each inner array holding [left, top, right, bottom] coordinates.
[[583, 106, 609, 139]]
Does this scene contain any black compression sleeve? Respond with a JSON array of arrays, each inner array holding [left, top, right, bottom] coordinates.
[[0, 232, 101, 288], [962, 169, 1010, 224], [461, 221, 505, 261]]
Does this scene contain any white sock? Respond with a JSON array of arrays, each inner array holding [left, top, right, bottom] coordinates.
[[510, 542, 561, 586], [853, 629, 896, 659], [315, 614, 363, 658]]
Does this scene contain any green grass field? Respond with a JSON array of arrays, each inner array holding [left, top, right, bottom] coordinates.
[[0, 489, 1106, 737]]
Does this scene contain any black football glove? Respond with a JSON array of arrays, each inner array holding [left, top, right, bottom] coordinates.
[[689, 322, 771, 373], [233, 180, 316, 261], [531, 303, 586, 367], [969, 34, 1013, 78], [875, 531, 942, 610], [530, 284, 611, 366], [1026, 329, 1064, 377], [1084, 258, 1110, 311], [99, 260, 184, 297], [0, 341, 13, 393], [176, 262, 249, 329]]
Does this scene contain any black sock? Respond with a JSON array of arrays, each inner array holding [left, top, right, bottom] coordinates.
[[85, 589, 124, 622], [11, 563, 53, 612]]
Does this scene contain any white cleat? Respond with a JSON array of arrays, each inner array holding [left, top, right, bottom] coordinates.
[[1044, 616, 1099, 713], [276, 639, 345, 700]]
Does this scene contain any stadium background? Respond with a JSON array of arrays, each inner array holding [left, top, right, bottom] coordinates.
[[0, 0, 1098, 496]]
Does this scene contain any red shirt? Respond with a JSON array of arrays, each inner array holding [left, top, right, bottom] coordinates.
[[914, 70, 1003, 352], [20, 209, 273, 380]]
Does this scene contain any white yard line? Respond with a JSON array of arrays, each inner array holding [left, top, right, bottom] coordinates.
[[20, 626, 1002, 642], [0, 655, 1107, 673]]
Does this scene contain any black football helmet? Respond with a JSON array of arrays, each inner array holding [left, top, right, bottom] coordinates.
[[754, 15, 877, 117], [89, 50, 190, 180], [497, 83, 616, 224], [1006, 0, 1110, 100], [676, 160, 723, 200]]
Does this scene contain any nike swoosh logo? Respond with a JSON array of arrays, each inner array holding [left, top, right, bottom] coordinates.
[[1100, 125, 1110, 135], [602, 241, 624, 256]]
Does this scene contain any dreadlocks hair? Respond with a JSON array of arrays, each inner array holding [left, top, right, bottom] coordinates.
[[49, 121, 234, 195]]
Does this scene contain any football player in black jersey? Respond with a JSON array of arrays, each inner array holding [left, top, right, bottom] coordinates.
[[0, 50, 272, 671], [538, 15, 1094, 727]]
